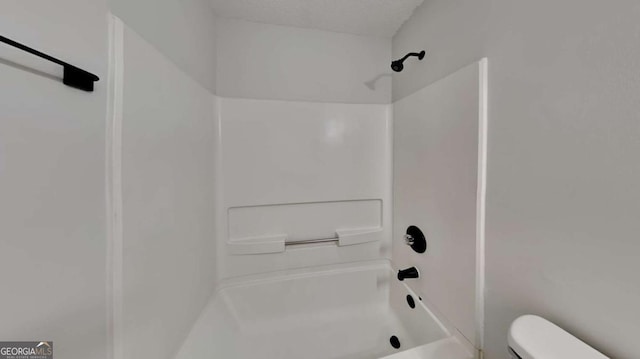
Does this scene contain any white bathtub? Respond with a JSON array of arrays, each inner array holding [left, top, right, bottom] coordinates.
[[175, 260, 474, 359]]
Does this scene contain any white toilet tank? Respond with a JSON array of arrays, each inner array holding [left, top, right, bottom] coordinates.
[[508, 315, 609, 359]]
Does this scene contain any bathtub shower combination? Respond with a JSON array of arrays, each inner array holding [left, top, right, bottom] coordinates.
[[109, 12, 487, 359]]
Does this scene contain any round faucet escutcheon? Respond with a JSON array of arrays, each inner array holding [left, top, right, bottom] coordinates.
[[405, 226, 427, 253]]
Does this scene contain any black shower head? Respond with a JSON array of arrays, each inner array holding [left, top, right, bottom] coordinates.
[[391, 60, 404, 72], [391, 50, 426, 72]]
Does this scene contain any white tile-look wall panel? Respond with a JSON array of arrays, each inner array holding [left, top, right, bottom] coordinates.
[[120, 25, 217, 359], [393, 61, 486, 348], [218, 97, 392, 278]]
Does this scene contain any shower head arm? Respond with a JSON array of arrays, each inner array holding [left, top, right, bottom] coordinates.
[[397, 51, 425, 63]]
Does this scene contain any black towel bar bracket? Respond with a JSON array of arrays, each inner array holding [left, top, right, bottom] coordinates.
[[0, 35, 99, 92]]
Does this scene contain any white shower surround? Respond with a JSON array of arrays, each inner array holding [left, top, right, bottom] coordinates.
[[106, 9, 487, 359], [176, 61, 487, 359]]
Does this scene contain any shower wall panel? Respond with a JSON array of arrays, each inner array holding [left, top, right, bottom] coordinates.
[[115, 22, 218, 359], [392, 60, 487, 350], [217, 97, 392, 278]]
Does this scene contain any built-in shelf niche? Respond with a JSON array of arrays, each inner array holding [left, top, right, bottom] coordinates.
[[227, 199, 383, 255]]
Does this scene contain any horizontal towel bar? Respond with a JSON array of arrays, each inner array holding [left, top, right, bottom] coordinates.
[[0, 35, 99, 92], [285, 237, 339, 246], [227, 227, 383, 255]]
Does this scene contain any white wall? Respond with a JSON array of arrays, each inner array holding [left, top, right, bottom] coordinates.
[[109, 0, 217, 92], [393, 61, 486, 351], [217, 98, 392, 279], [112, 21, 218, 359], [393, 1, 640, 358], [216, 18, 392, 104], [0, 1, 108, 359]]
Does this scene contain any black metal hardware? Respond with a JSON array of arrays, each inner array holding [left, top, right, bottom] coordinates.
[[405, 225, 427, 253], [397, 267, 419, 281], [0, 35, 99, 92], [391, 50, 425, 72], [406, 295, 416, 309], [389, 336, 401, 349]]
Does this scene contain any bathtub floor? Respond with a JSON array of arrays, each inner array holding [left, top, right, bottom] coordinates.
[[189, 298, 418, 359], [175, 262, 453, 359], [232, 307, 415, 359]]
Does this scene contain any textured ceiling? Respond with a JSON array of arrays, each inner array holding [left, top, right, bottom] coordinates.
[[210, 0, 425, 38]]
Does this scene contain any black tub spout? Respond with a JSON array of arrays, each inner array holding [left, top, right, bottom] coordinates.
[[397, 267, 419, 281]]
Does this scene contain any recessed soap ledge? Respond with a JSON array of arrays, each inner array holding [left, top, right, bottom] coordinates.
[[227, 227, 383, 255]]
